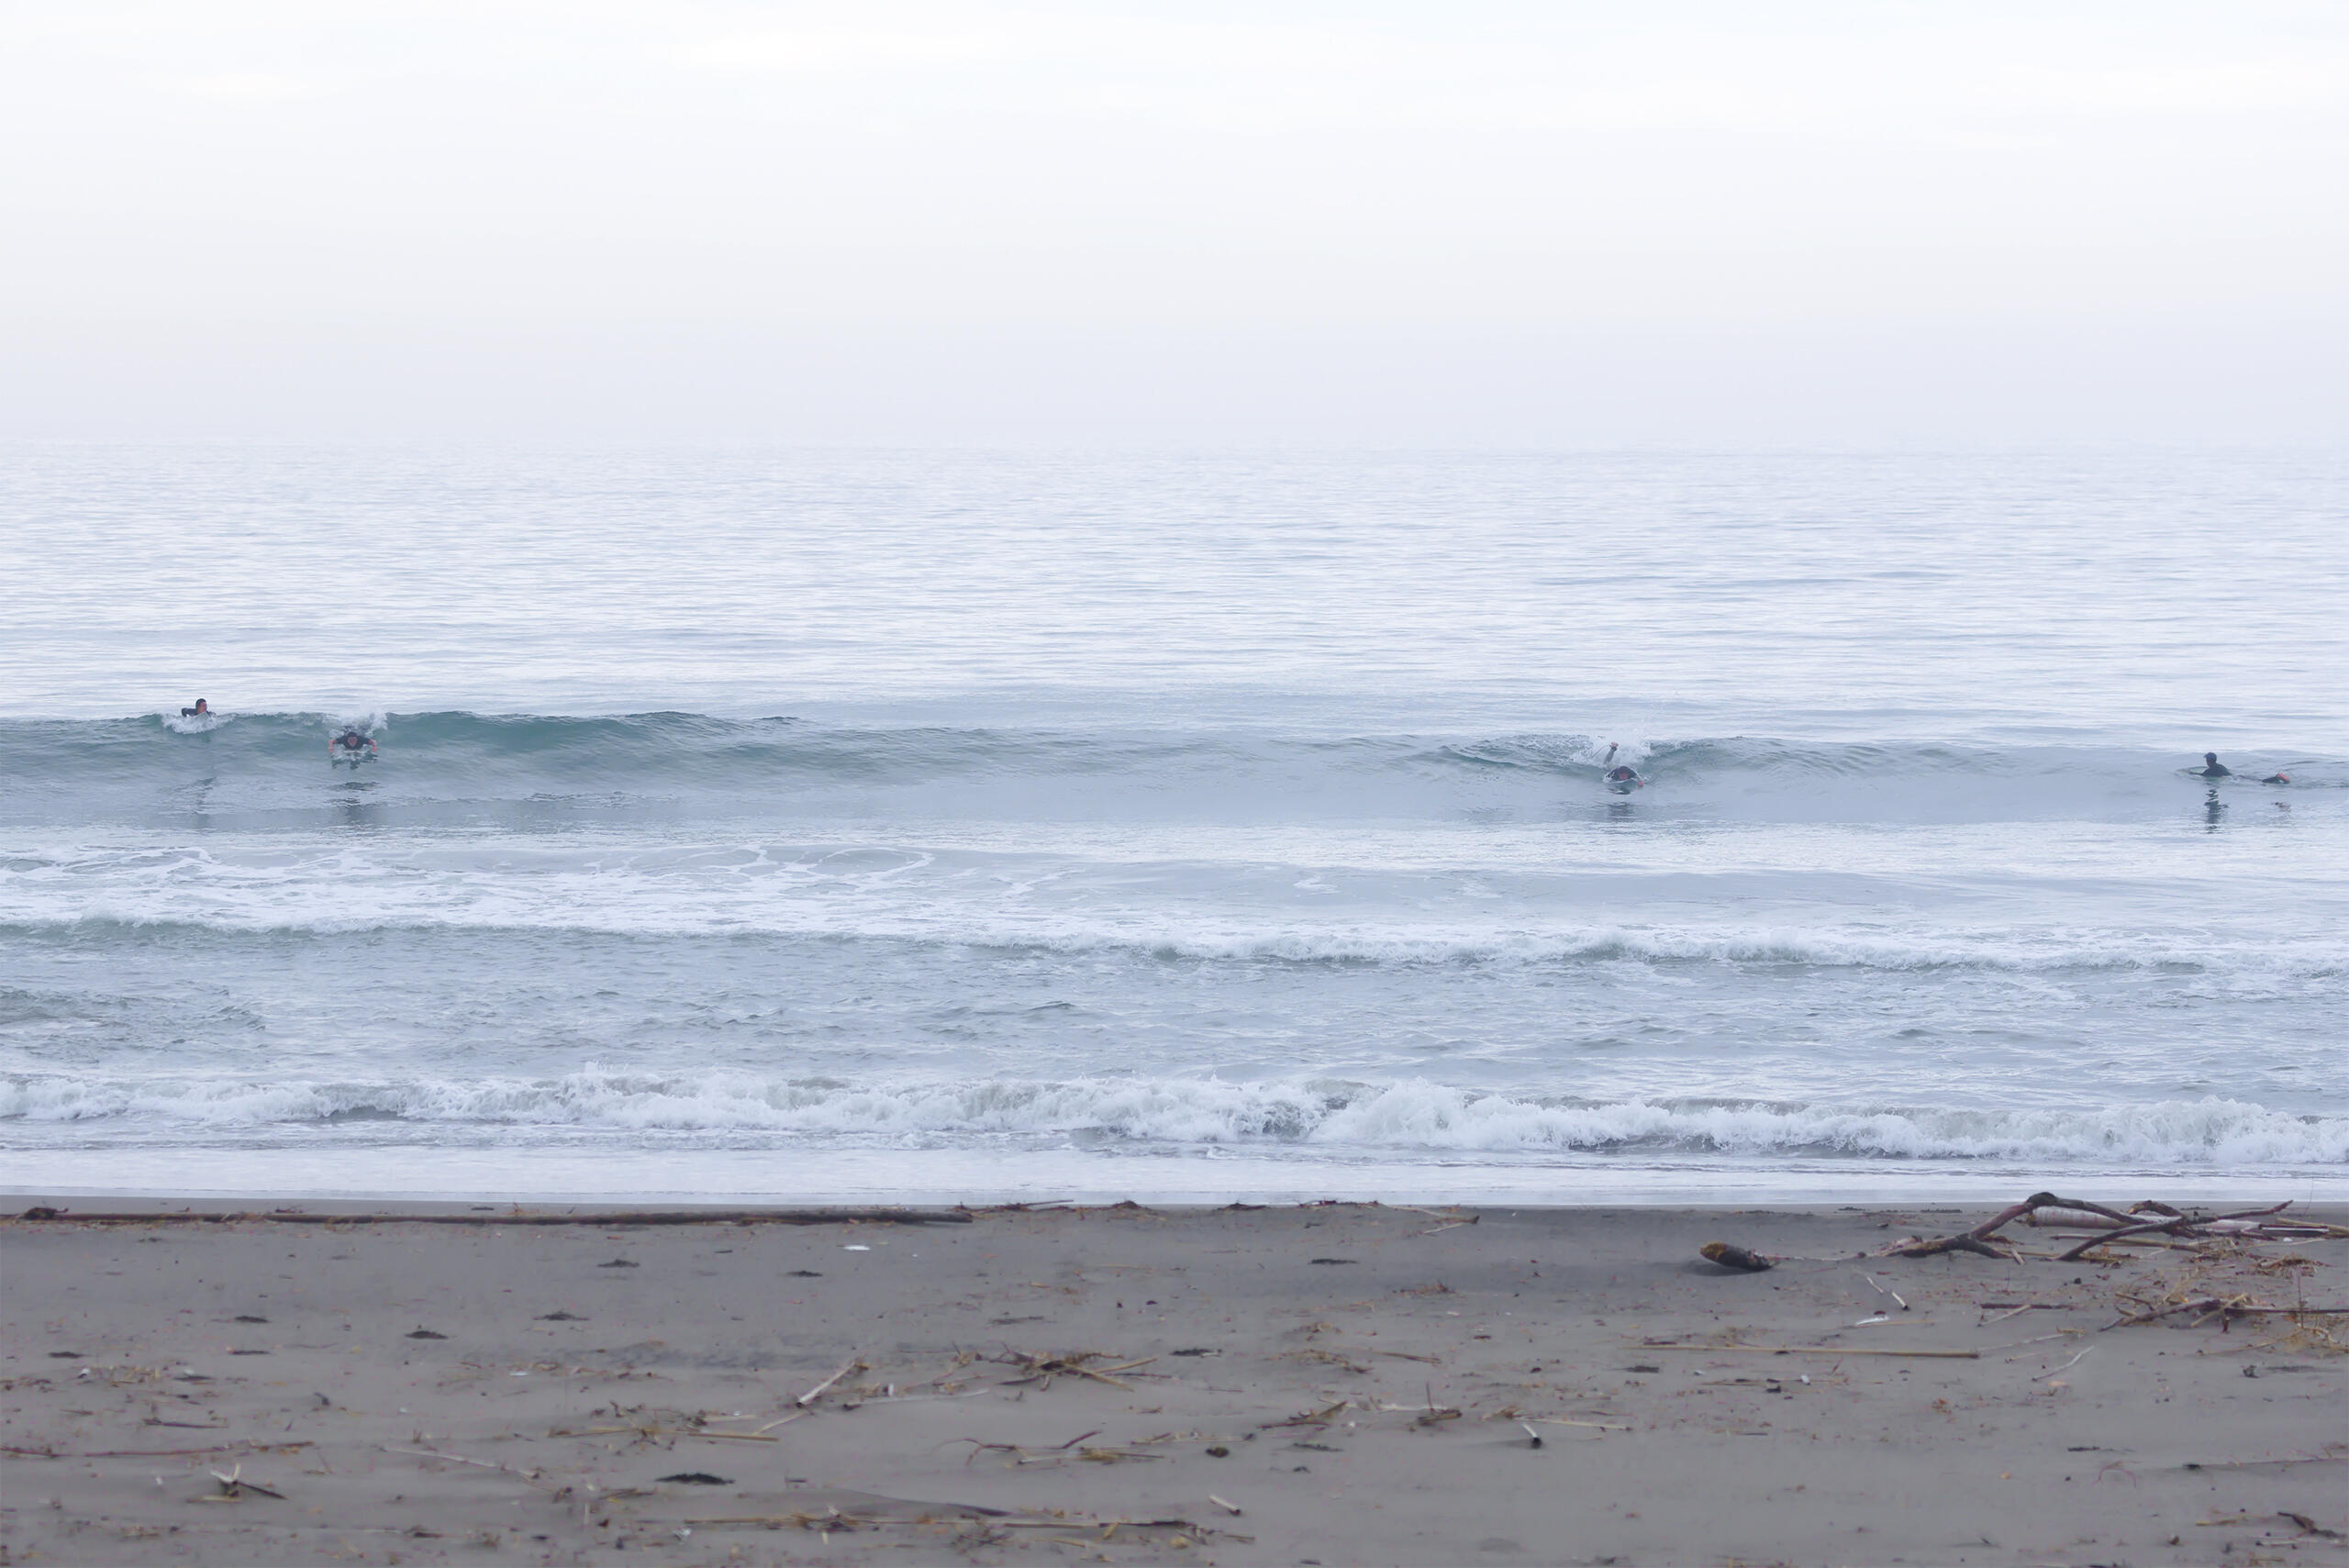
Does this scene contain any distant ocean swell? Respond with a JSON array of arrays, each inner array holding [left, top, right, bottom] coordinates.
[[5, 1072, 2343, 1165], [7, 711, 2338, 798], [1, 907, 2340, 980]]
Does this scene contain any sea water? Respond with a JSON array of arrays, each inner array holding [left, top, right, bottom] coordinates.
[[2, 446, 2343, 1202]]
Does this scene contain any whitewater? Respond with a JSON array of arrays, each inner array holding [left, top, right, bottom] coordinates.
[[2, 446, 2343, 1201]]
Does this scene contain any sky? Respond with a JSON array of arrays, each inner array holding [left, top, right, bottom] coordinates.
[[5, 1, 2345, 445]]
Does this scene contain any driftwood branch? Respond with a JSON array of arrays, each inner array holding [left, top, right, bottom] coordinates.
[[1882, 1192, 2094, 1258], [2054, 1203, 2292, 1262], [15, 1207, 970, 1228], [1880, 1195, 2297, 1262]]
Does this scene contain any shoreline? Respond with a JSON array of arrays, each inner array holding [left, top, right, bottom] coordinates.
[[7, 1190, 2348, 1218], [11, 1145, 2347, 1211], [6, 1195, 2342, 1565]]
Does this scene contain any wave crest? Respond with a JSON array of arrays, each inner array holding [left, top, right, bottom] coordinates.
[[5, 1072, 2342, 1165]]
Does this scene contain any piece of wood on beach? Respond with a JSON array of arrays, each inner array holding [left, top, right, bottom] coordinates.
[[1699, 1241, 1773, 1272], [1880, 1191, 2157, 1260], [2054, 1202, 2295, 1262], [796, 1357, 868, 1407], [384, 1444, 551, 1485], [1861, 1273, 1909, 1309], [957, 1429, 1108, 1468], [1260, 1401, 1350, 1429], [1639, 1343, 1979, 1359], [3, 1440, 314, 1461], [205, 1462, 284, 1501], [13, 1206, 972, 1227]]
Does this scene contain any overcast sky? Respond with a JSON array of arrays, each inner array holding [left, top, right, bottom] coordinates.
[[6, 2, 2344, 444]]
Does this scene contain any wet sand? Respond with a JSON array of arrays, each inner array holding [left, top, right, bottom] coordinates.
[[3, 1198, 2343, 1566]]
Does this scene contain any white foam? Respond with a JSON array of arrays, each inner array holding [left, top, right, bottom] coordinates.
[[5, 1071, 2343, 1166], [161, 712, 231, 735]]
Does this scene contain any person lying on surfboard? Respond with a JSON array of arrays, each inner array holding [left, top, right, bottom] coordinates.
[[2200, 751, 2291, 784], [1601, 742, 1644, 788], [180, 699, 210, 717], [328, 728, 376, 759]]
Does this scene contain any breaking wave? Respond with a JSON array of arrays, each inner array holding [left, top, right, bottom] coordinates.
[[3, 711, 2336, 828], [6, 1071, 2343, 1166]]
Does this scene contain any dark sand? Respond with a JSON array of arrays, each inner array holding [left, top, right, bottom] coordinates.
[[3, 1198, 2343, 1566]]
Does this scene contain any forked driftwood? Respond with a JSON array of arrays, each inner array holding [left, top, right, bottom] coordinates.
[[1876, 1194, 2304, 1262], [2103, 1296, 2349, 1331], [1881, 1193, 2134, 1260], [2054, 1203, 2293, 1262]]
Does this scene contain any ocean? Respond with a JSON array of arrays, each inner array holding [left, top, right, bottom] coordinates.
[[2, 446, 2343, 1203]]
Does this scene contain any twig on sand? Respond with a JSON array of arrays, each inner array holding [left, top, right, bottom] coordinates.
[[2, 1440, 313, 1461], [1260, 1401, 1349, 1429], [383, 1445, 551, 1485], [2032, 1348, 2092, 1382], [796, 1357, 867, 1407], [990, 1351, 1155, 1391], [949, 1430, 1102, 1467], [2099, 1295, 2348, 1330], [1978, 1301, 2068, 1323], [555, 1422, 782, 1444], [1639, 1343, 1978, 1359], [12, 1206, 970, 1228], [205, 1462, 284, 1501], [2280, 1512, 2347, 1540]]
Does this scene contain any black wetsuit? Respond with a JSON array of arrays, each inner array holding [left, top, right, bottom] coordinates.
[[2200, 757, 2231, 778]]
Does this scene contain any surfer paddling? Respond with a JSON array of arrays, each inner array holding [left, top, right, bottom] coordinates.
[[328, 727, 377, 762], [180, 699, 210, 717], [1601, 742, 1644, 791], [2199, 751, 2290, 784]]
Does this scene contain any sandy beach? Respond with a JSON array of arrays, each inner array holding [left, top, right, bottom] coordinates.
[[3, 1197, 2343, 1567]]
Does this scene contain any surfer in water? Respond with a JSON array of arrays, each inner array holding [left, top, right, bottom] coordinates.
[[180, 699, 210, 718], [2201, 751, 2292, 784], [328, 727, 376, 761], [1601, 742, 1644, 790]]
